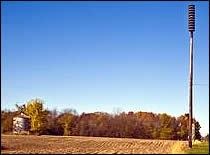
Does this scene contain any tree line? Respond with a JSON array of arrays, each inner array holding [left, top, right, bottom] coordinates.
[[1, 98, 202, 140]]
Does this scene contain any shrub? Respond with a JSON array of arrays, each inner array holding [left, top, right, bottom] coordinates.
[[20, 131, 29, 135]]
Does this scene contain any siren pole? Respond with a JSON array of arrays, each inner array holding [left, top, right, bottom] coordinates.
[[188, 4, 195, 148]]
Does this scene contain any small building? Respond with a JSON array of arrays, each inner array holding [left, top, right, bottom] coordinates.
[[13, 113, 30, 134]]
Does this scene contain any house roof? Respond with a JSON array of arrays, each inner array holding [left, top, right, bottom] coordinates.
[[14, 112, 30, 119]]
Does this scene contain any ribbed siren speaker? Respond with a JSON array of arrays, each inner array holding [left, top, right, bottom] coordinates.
[[188, 5, 195, 32]]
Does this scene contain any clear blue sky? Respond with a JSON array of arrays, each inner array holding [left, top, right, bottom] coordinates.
[[1, 1, 209, 136]]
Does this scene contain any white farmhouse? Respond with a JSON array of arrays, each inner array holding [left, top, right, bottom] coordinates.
[[13, 113, 30, 134]]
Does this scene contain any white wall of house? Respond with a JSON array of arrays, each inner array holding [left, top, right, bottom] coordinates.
[[13, 117, 29, 134]]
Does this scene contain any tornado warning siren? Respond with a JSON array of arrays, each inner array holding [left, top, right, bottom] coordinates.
[[188, 5, 195, 32], [188, 4, 195, 148]]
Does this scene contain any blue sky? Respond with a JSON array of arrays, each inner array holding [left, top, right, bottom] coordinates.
[[1, 1, 209, 136]]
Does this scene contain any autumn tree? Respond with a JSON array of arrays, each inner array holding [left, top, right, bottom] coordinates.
[[135, 112, 157, 139], [42, 109, 63, 135], [1, 110, 18, 133], [204, 134, 209, 142], [177, 114, 189, 140], [24, 99, 49, 135], [57, 109, 77, 136], [158, 113, 174, 140], [4, 101, 204, 140]]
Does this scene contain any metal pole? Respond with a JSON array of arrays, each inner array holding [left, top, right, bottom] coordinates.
[[188, 4, 195, 148], [188, 31, 193, 148]]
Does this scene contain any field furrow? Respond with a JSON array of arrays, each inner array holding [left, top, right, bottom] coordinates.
[[1, 135, 188, 154]]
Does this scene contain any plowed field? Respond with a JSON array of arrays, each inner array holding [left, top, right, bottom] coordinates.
[[1, 135, 188, 154]]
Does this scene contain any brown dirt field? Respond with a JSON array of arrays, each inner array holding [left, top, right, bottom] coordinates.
[[1, 135, 188, 154]]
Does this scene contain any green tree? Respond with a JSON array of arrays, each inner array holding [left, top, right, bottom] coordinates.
[[194, 121, 201, 140], [158, 113, 174, 140], [160, 128, 173, 140], [177, 114, 189, 140]]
